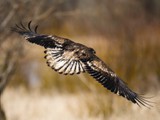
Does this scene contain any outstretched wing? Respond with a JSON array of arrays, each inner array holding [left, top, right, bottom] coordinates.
[[12, 21, 85, 75], [84, 55, 152, 107], [11, 21, 70, 48], [44, 47, 85, 75]]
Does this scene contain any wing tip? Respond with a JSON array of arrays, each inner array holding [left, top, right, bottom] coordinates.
[[134, 94, 154, 109], [11, 21, 39, 35]]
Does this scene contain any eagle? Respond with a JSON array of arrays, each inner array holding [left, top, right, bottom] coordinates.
[[11, 21, 152, 108]]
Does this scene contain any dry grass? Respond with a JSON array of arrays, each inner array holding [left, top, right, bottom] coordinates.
[[4, 22, 160, 120], [5, 34, 159, 120], [2, 88, 160, 120]]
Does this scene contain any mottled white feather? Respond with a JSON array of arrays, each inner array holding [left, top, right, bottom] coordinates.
[[44, 48, 85, 75]]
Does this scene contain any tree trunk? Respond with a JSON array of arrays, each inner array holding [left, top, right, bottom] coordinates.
[[0, 101, 6, 120]]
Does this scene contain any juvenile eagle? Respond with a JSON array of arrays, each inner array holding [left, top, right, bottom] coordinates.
[[12, 21, 151, 108]]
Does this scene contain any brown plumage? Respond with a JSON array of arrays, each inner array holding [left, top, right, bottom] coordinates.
[[11, 21, 152, 108]]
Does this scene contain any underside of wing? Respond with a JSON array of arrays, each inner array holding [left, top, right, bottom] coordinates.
[[84, 55, 152, 108], [12, 21, 86, 75], [44, 48, 85, 75]]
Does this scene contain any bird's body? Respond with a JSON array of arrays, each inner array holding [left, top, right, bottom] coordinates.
[[12, 21, 152, 108]]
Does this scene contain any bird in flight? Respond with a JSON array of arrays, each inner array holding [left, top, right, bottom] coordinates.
[[12, 21, 152, 108]]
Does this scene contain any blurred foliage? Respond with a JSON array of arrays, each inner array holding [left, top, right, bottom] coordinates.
[[0, 0, 160, 119], [1, 0, 158, 92]]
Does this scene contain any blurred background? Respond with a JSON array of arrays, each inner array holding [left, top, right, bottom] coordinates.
[[0, 0, 160, 120]]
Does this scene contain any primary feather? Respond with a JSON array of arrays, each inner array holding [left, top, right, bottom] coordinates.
[[11, 21, 152, 108]]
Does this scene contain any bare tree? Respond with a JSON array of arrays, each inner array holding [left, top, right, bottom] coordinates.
[[0, 0, 79, 119]]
